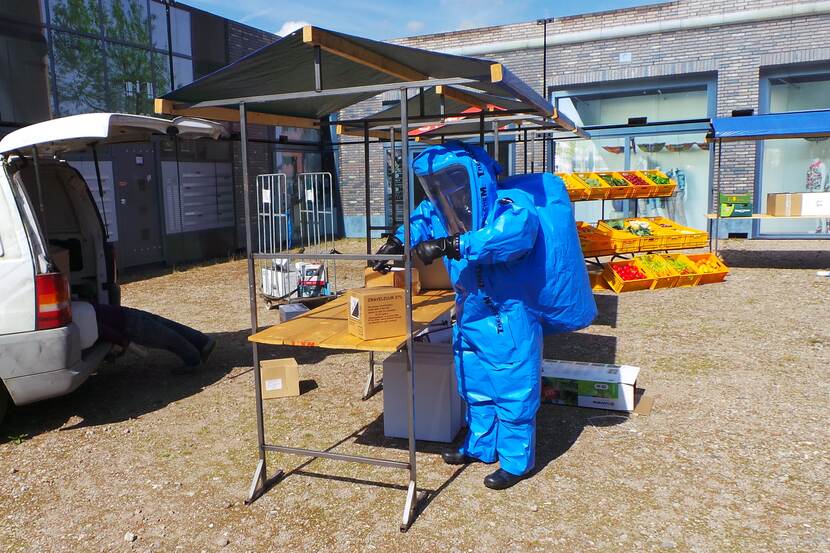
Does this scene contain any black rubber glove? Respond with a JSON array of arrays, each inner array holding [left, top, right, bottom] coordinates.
[[414, 234, 461, 265], [372, 235, 404, 273]]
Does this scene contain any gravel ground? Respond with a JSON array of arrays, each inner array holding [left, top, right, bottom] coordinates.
[[1, 239, 828, 552]]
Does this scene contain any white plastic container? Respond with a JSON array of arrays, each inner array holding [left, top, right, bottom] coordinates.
[[383, 342, 465, 442]]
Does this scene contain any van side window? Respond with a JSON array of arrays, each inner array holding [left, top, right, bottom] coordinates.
[[6, 163, 48, 273]]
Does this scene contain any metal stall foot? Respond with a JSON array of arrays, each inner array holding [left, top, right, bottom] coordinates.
[[362, 351, 383, 400], [399, 480, 426, 532], [245, 459, 284, 505]]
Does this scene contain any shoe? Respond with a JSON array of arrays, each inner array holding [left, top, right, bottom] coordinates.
[[483, 468, 528, 490], [441, 451, 479, 465], [200, 338, 216, 362]]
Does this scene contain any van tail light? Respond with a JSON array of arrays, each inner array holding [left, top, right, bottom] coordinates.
[[35, 273, 72, 330]]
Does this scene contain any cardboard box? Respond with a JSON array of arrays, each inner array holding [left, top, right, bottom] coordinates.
[[347, 286, 406, 340], [260, 358, 300, 399], [48, 245, 71, 275], [364, 267, 421, 294], [413, 255, 453, 290], [767, 193, 803, 217], [383, 342, 465, 442], [800, 192, 830, 216], [541, 360, 640, 412]]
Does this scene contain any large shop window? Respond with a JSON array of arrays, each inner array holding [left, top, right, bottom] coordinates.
[[554, 84, 712, 231], [758, 74, 830, 236]]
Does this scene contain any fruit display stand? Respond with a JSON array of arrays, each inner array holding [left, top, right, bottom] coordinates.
[[600, 252, 728, 293]]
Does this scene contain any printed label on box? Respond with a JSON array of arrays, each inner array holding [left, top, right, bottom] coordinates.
[[350, 296, 360, 319], [265, 378, 283, 391]]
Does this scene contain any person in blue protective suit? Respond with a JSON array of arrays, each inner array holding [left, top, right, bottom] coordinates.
[[373, 141, 596, 490]]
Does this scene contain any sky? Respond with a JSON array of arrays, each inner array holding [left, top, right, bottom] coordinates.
[[184, 0, 666, 40]]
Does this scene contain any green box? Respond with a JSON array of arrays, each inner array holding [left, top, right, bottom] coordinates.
[[720, 193, 751, 204], [719, 202, 752, 217]]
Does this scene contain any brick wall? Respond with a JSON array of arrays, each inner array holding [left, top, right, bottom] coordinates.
[[227, 21, 276, 249], [337, 0, 830, 233]]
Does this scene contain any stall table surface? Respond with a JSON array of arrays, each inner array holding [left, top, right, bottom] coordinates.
[[249, 289, 455, 352]]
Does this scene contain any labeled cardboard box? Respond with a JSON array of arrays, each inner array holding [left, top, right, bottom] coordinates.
[[800, 192, 830, 216], [260, 358, 300, 399], [364, 267, 421, 294], [347, 286, 406, 340], [541, 359, 640, 412], [767, 193, 802, 217]]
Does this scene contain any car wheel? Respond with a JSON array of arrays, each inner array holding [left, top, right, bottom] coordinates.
[[0, 384, 9, 426]]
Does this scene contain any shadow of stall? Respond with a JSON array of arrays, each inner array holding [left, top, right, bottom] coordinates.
[[0, 328, 347, 441]]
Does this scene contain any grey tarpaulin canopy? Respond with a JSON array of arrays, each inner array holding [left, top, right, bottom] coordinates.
[[155, 25, 561, 127]]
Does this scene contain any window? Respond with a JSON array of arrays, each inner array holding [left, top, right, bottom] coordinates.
[[758, 73, 830, 236], [0, 13, 51, 124], [553, 80, 714, 231], [51, 32, 107, 115]]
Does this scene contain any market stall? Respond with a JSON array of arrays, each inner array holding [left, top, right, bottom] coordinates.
[[155, 25, 579, 530]]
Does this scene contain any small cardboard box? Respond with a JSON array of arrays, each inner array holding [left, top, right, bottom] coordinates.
[[260, 358, 300, 399], [364, 267, 421, 294], [347, 286, 406, 340], [541, 359, 640, 412], [413, 255, 453, 290], [767, 193, 802, 216], [800, 192, 830, 216], [48, 245, 71, 275]]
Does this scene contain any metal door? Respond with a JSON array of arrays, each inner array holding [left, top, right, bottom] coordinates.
[[112, 143, 164, 267]]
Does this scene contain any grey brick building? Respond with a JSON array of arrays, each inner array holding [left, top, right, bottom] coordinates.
[[339, 0, 830, 239]]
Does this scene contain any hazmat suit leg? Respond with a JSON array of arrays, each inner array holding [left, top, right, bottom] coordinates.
[[454, 304, 543, 476]]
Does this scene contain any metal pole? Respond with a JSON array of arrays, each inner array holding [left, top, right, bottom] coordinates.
[[523, 128, 528, 174], [479, 111, 485, 147], [714, 139, 723, 254], [240, 103, 270, 501], [541, 19, 547, 172], [31, 145, 47, 240], [390, 127, 397, 230], [493, 121, 499, 167], [364, 121, 372, 256], [91, 145, 109, 239], [400, 86, 418, 532], [164, 1, 175, 89]]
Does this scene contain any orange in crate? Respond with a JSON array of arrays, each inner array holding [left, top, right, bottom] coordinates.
[[685, 253, 729, 285]]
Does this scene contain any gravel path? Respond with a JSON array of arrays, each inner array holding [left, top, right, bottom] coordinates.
[[1, 240, 828, 552]]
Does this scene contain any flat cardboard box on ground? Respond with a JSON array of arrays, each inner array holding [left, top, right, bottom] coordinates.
[[346, 286, 406, 340], [383, 342, 465, 442], [363, 267, 420, 294], [541, 359, 640, 412], [260, 358, 300, 399]]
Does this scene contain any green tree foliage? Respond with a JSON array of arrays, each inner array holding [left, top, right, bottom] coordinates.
[[51, 0, 170, 115]]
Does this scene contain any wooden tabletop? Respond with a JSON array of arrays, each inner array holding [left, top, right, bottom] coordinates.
[[249, 289, 455, 352]]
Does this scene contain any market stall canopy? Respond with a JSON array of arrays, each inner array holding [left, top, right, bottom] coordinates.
[[0, 113, 227, 157], [155, 26, 558, 128], [709, 110, 830, 142]]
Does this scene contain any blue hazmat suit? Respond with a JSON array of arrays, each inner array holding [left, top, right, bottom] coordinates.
[[396, 142, 595, 476]]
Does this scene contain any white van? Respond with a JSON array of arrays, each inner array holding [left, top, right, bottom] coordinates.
[[0, 113, 225, 423]]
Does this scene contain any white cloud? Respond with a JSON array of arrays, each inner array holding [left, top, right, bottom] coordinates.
[[406, 20, 424, 33], [276, 20, 311, 37]]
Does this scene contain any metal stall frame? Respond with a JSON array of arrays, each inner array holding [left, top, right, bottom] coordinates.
[[234, 79, 481, 531]]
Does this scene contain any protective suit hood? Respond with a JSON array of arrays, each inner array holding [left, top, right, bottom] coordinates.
[[412, 141, 501, 234]]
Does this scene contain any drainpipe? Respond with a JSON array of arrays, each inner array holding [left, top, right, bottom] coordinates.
[[442, 2, 830, 56]]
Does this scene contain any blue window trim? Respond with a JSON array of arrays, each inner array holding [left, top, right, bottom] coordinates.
[[753, 63, 830, 240]]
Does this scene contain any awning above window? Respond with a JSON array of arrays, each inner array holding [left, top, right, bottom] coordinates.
[[709, 110, 830, 141]]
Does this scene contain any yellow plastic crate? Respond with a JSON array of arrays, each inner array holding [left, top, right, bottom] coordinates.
[[641, 170, 677, 197], [663, 254, 703, 287], [602, 258, 655, 293], [637, 254, 680, 289], [598, 219, 664, 251], [572, 172, 611, 200], [594, 171, 633, 199], [685, 253, 729, 285], [619, 171, 658, 198], [647, 217, 686, 250], [576, 221, 615, 257], [556, 173, 589, 201], [647, 216, 709, 249]]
